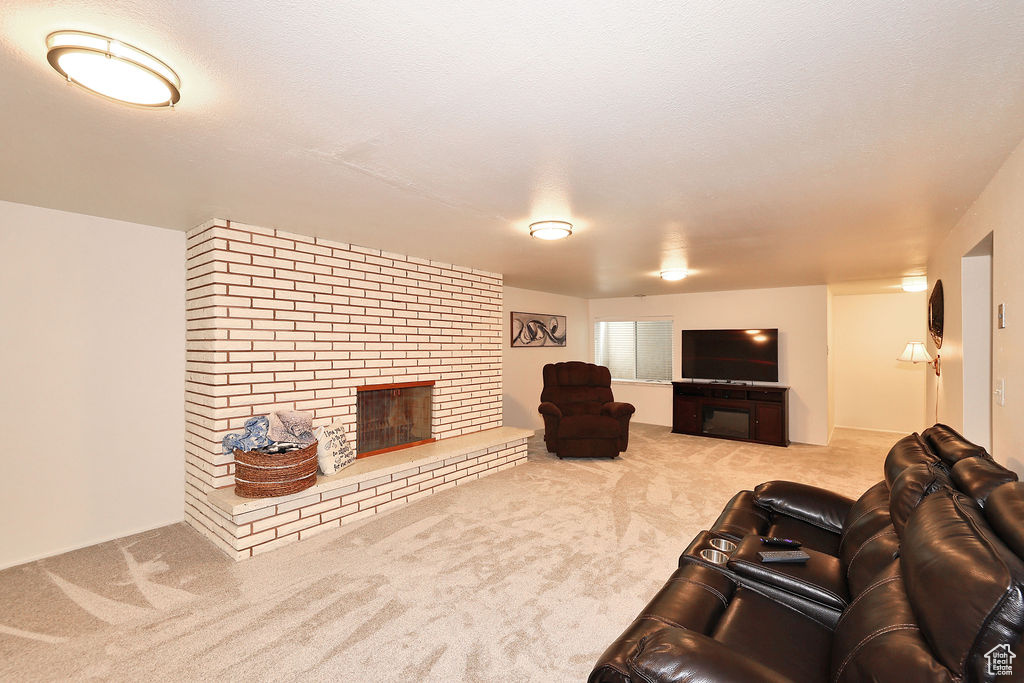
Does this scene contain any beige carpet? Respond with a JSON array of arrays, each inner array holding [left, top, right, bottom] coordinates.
[[0, 424, 895, 681]]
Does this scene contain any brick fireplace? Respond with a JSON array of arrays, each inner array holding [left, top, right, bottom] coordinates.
[[184, 219, 527, 559]]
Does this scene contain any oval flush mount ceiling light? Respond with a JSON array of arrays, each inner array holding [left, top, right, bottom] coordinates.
[[529, 220, 573, 241], [46, 31, 180, 107], [660, 269, 688, 281]]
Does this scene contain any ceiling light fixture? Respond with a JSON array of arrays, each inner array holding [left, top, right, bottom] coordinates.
[[529, 220, 573, 241], [901, 276, 927, 293], [660, 269, 688, 281], [46, 30, 180, 107]]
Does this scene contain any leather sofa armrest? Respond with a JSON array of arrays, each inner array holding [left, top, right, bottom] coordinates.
[[626, 627, 791, 683], [753, 481, 855, 534], [601, 401, 636, 419], [726, 535, 848, 611], [710, 491, 772, 541], [538, 402, 562, 418], [589, 564, 736, 683]]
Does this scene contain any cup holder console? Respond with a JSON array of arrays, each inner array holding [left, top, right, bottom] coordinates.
[[709, 538, 737, 553], [681, 530, 741, 569], [699, 548, 730, 565]]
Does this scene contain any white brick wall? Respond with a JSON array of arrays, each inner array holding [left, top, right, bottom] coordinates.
[[184, 219, 506, 558]]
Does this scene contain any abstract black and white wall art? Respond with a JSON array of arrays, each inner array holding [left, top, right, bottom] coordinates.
[[510, 311, 567, 347]]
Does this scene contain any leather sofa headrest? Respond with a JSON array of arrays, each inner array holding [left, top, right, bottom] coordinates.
[[884, 433, 940, 489], [901, 487, 1024, 680], [951, 457, 1018, 508], [985, 482, 1024, 560], [921, 423, 989, 465], [889, 463, 950, 536]]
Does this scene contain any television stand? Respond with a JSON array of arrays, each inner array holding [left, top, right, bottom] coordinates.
[[671, 381, 789, 447]]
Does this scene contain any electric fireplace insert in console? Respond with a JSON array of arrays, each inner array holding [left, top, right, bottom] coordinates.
[[672, 381, 788, 446]]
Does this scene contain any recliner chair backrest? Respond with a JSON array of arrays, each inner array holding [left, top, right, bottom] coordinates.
[[838, 436, 938, 594], [922, 423, 990, 465], [541, 362, 614, 415], [985, 482, 1024, 571], [832, 433, 941, 597], [830, 559, 952, 683], [888, 462, 950, 537], [832, 485, 1024, 683], [951, 457, 1019, 508], [839, 481, 896, 597], [839, 462, 953, 598], [900, 487, 1024, 681], [884, 433, 942, 488]]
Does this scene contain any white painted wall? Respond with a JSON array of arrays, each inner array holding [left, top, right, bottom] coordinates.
[[588, 286, 830, 445], [502, 287, 589, 430], [962, 241, 993, 451], [826, 287, 836, 441], [927, 134, 1024, 476], [0, 201, 185, 569], [832, 292, 928, 433]]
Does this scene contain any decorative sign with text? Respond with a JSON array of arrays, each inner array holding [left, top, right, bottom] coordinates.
[[315, 419, 356, 475]]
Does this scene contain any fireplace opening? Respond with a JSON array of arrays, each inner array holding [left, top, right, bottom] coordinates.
[[701, 405, 750, 440], [356, 381, 434, 457]]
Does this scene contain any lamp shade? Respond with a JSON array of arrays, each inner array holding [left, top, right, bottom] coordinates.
[[897, 341, 933, 364]]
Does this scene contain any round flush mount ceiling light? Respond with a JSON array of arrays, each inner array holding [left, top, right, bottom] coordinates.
[[660, 269, 688, 281], [529, 220, 573, 241], [46, 31, 180, 107]]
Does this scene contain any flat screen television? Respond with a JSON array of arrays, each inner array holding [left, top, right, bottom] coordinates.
[[681, 329, 779, 383]]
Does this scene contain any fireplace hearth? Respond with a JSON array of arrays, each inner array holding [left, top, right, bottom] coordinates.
[[356, 381, 434, 457]]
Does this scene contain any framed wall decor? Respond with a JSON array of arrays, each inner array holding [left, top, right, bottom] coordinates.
[[928, 280, 944, 349], [511, 311, 567, 347]]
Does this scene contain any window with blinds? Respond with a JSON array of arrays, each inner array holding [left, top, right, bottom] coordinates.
[[593, 320, 673, 382]]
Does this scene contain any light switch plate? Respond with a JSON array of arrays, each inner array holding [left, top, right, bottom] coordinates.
[[998, 303, 1006, 329], [995, 378, 1006, 407]]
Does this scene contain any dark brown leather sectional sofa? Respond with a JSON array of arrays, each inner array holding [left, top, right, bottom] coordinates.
[[590, 424, 1023, 682]]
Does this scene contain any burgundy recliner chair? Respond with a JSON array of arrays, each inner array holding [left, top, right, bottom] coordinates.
[[538, 361, 636, 458]]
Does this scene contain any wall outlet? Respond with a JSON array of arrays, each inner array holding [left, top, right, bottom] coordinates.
[[998, 303, 1006, 329], [995, 378, 1006, 407]]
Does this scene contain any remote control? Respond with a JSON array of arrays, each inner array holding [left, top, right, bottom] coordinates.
[[758, 550, 810, 564], [760, 536, 802, 548]]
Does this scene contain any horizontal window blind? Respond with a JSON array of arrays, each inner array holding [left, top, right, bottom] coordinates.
[[594, 320, 672, 381]]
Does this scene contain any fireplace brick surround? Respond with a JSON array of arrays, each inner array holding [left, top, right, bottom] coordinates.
[[184, 219, 525, 559]]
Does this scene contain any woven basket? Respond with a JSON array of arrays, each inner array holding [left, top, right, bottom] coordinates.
[[234, 441, 318, 499]]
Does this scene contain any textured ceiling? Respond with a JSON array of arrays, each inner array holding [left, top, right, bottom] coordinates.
[[2, 1, 1024, 297]]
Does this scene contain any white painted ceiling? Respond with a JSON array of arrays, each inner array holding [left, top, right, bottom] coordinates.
[[3, 1, 1024, 297], [829, 279, 920, 297]]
